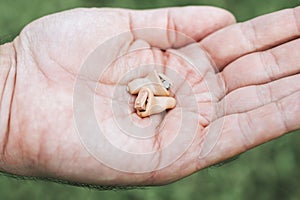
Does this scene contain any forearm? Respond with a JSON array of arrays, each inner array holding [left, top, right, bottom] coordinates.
[[0, 42, 17, 171]]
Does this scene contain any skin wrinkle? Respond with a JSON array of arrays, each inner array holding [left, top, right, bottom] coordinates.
[[218, 73, 228, 95], [152, 130, 163, 172], [36, 123, 66, 177], [128, 11, 136, 41], [18, 115, 43, 175], [0, 59, 12, 157], [47, 54, 77, 82], [166, 9, 172, 48], [127, 11, 141, 46], [267, 50, 282, 81], [20, 21, 53, 75], [216, 40, 297, 118], [1, 43, 17, 165], [198, 44, 219, 73], [53, 145, 75, 179], [241, 20, 257, 51], [171, 11, 178, 48], [261, 89, 297, 117], [215, 71, 227, 100], [255, 84, 272, 106], [216, 82, 300, 122], [0, 61, 9, 106], [196, 111, 210, 128], [27, 42, 51, 82], [162, 50, 169, 75], [166, 9, 178, 49], [165, 47, 212, 97], [151, 48, 162, 71], [210, 99, 222, 122], [237, 113, 255, 150], [190, 75, 206, 92], [97, 46, 156, 85], [220, 22, 257, 67], [270, 79, 300, 102], [0, 70, 10, 158], [274, 100, 289, 133], [219, 39, 300, 102], [293, 8, 300, 34], [258, 51, 274, 82]]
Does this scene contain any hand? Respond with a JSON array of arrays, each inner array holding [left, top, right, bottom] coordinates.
[[0, 6, 298, 186]]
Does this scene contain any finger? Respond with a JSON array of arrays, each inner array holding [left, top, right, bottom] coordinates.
[[221, 38, 300, 93], [130, 6, 236, 49], [200, 6, 300, 70], [216, 74, 300, 119], [199, 90, 300, 167]]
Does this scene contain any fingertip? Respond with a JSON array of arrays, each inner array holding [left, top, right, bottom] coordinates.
[[193, 6, 236, 24]]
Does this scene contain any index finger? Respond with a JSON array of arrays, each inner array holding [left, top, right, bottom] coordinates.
[[200, 6, 300, 70], [130, 6, 235, 49]]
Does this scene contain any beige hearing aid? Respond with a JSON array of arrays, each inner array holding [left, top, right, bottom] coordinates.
[[127, 70, 173, 96], [134, 87, 176, 118]]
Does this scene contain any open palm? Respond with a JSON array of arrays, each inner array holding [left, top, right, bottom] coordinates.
[[4, 6, 300, 186]]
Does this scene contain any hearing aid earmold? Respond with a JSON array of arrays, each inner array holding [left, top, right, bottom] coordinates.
[[127, 70, 176, 117]]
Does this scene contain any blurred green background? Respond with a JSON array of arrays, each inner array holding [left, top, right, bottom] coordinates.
[[0, 0, 299, 199]]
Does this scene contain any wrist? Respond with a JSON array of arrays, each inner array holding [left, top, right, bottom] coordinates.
[[0, 42, 17, 171]]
